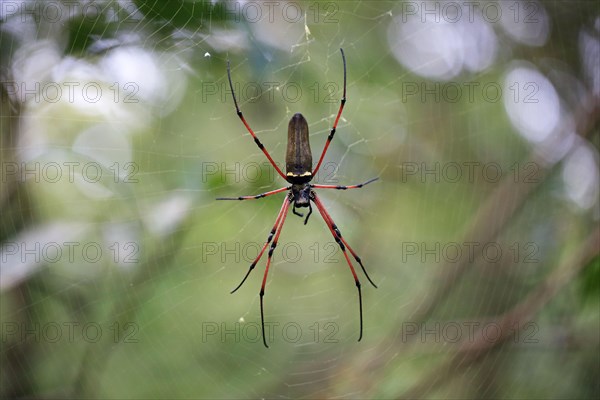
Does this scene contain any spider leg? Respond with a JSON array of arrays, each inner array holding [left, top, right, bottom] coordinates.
[[312, 192, 377, 288], [313, 48, 347, 175], [292, 204, 304, 218], [304, 202, 312, 225], [259, 196, 292, 348], [227, 61, 287, 180], [216, 186, 290, 201], [311, 191, 376, 342], [292, 203, 312, 225], [230, 194, 290, 294], [311, 177, 379, 190]]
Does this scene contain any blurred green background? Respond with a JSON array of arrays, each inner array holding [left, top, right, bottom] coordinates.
[[1, 0, 599, 398]]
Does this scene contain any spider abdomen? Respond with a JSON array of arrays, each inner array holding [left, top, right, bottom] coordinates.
[[286, 113, 313, 183]]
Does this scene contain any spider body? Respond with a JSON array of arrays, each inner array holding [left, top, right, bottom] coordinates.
[[290, 182, 311, 214], [218, 49, 378, 347], [286, 112, 312, 183], [286, 112, 315, 221]]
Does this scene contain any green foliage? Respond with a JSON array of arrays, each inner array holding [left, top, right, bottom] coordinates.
[[581, 255, 600, 304]]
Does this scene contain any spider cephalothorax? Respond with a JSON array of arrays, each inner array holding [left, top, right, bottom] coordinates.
[[290, 183, 312, 223], [218, 49, 378, 347]]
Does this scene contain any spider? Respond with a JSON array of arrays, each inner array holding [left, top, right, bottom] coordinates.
[[218, 49, 378, 347]]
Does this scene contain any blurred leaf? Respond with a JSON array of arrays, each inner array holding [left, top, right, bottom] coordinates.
[[133, 0, 229, 32], [580, 254, 600, 304], [64, 1, 229, 55]]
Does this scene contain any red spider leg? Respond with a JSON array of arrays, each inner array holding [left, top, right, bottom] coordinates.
[[227, 61, 287, 180], [216, 186, 290, 201], [313, 193, 377, 288], [311, 191, 368, 341], [259, 196, 292, 348], [313, 48, 347, 175], [230, 194, 290, 294], [311, 177, 378, 190]]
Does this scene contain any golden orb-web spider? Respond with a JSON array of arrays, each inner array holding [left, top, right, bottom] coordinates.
[[218, 49, 378, 347]]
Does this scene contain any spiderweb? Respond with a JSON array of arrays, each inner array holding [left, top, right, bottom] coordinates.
[[1, 1, 598, 399]]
